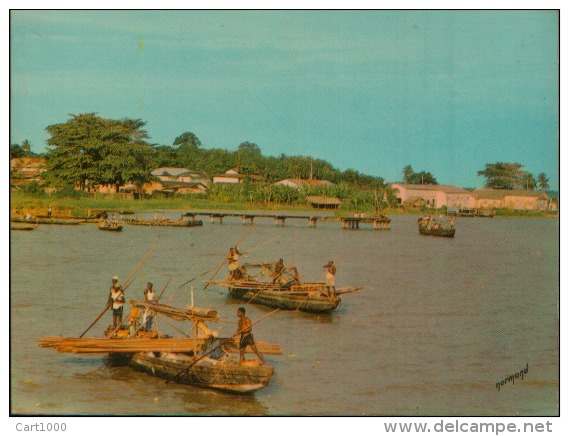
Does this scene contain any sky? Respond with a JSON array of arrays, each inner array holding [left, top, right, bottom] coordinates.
[[10, 10, 559, 189]]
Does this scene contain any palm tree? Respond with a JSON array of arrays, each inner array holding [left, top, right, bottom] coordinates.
[[522, 173, 537, 190], [537, 173, 550, 191], [21, 139, 31, 154]]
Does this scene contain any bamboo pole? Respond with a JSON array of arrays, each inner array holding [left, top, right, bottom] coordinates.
[[167, 308, 279, 383]]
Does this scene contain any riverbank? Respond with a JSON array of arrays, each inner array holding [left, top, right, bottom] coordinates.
[[10, 192, 557, 219]]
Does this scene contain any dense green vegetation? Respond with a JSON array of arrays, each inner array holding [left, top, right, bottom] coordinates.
[[477, 162, 547, 191]]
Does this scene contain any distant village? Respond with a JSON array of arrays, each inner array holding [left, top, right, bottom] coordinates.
[[10, 157, 557, 213]]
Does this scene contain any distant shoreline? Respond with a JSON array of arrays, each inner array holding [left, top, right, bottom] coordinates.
[[10, 192, 557, 219]]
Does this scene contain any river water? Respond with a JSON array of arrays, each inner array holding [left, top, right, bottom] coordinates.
[[10, 213, 559, 416]]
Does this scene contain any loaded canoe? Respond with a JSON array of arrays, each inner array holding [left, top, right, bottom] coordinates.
[[130, 351, 274, 394], [228, 285, 341, 313]]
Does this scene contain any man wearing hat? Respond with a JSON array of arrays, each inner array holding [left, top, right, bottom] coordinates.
[[324, 261, 337, 296], [107, 276, 125, 329]]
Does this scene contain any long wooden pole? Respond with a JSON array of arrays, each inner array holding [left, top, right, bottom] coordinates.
[[166, 308, 279, 383], [79, 244, 157, 338], [156, 277, 173, 303], [176, 233, 282, 292], [203, 204, 273, 291]]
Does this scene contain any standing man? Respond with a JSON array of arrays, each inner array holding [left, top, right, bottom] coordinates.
[[47, 205, 52, 218], [228, 246, 241, 279], [143, 282, 155, 331], [272, 259, 285, 285], [324, 261, 337, 296], [236, 307, 266, 366], [107, 276, 125, 329]]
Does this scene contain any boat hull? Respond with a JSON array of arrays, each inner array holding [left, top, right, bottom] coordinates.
[[11, 224, 38, 231], [129, 352, 274, 394], [12, 218, 81, 225], [418, 227, 455, 237], [228, 287, 340, 313], [98, 225, 123, 231], [126, 220, 203, 227]]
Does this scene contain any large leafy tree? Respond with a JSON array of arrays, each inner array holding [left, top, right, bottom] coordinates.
[[44, 113, 153, 191], [477, 162, 531, 190], [537, 173, 550, 191], [402, 165, 438, 185]]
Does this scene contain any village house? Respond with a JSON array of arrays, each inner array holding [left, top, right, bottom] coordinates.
[[10, 157, 47, 187], [274, 178, 335, 189], [390, 183, 474, 209], [471, 189, 551, 211], [213, 168, 262, 184]]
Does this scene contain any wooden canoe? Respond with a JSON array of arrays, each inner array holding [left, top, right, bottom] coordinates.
[[125, 219, 203, 227], [98, 223, 123, 231], [10, 223, 38, 231], [12, 218, 82, 225], [129, 352, 274, 394], [418, 226, 455, 237]]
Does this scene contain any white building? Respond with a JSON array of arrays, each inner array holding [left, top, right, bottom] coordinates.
[[391, 183, 474, 209]]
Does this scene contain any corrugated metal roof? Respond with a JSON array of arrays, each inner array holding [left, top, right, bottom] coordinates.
[[391, 183, 468, 193]]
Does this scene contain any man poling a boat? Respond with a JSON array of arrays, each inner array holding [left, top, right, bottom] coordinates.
[[272, 258, 285, 284], [107, 276, 125, 328], [324, 261, 337, 297], [227, 246, 243, 279], [143, 282, 155, 331], [237, 307, 266, 366]]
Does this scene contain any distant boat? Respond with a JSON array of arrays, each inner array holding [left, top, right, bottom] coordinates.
[[209, 263, 361, 314], [11, 222, 39, 231], [418, 217, 455, 237], [98, 221, 123, 232], [12, 217, 82, 225], [126, 219, 203, 227]]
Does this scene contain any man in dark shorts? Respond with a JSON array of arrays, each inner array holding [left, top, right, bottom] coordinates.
[[236, 307, 266, 366]]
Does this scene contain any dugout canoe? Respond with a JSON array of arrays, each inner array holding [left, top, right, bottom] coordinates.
[[98, 222, 123, 232], [130, 351, 274, 394], [228, 284, 341, 313], [11, 217, 82, 225], [11, 223, 38, 231], [210, 263, 361, 314], [125, 219, 203, 227], [418, 226, 455, 237]]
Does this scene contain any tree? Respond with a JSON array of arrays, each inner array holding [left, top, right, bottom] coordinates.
[[521, 173, 537, 191], [44, 113, 153, 191], [477, 162, 530, 190], [173, 132, 202, 151], [402, 165, 438, 184], [537, 173, 550, 191], [10, 140, 38, 159], [403, 165, 414, 183], [236, 141, 262, 173]]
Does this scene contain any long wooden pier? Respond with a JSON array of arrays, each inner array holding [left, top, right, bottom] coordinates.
[[182, 212, 390, 230]]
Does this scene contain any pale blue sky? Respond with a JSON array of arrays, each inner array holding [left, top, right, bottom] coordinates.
[[10, 10, 559, 188]]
